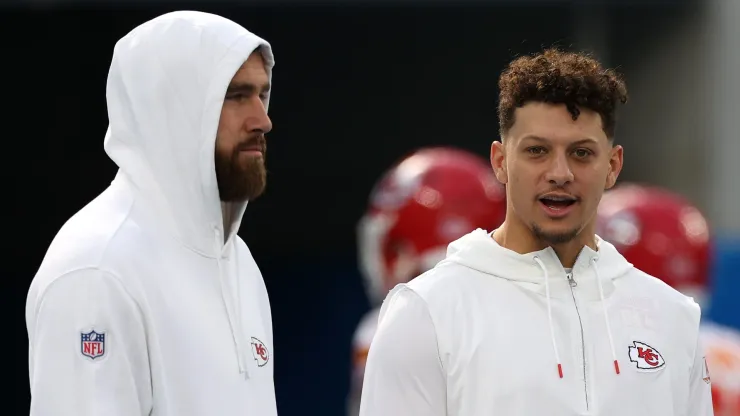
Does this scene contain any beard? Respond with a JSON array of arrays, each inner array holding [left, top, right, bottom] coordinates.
[[531, 222, 580, 245], [215, 137, 267, 202]]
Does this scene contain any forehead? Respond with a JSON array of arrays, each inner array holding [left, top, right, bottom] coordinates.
[[230, 51, 269, 84], [508, 102, 607, 144]]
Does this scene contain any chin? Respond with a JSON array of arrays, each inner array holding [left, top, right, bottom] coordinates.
[[531, 221, 583, 245]]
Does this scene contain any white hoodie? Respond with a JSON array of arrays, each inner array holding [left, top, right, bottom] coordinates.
[[359, 229, 714, 416], [25, 11, 277, 416]]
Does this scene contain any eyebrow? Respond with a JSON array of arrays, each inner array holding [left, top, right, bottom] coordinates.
[[225, 82, 271, 95], [520, 135, 600, 146]]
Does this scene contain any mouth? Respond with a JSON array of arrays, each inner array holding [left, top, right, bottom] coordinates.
[[538, 193, 578, 217], [237, 138, 265, 156], [239, 146, 263, 154]]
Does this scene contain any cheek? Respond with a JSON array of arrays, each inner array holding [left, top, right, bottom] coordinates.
[[596, 164, 613, 189], [217, 107, 243, 136], [214, 134, 237, 161], [214, 135, 229, 155], [507, 171, 532, 209], [577, 161, 607, 186], [216, 117, 239, 152], [581, 172, 608, 211], [507, 165, 536, 193]]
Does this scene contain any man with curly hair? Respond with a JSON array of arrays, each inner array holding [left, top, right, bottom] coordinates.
[[359, 48, 714, 415]]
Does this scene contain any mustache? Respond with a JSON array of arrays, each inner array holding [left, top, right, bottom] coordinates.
[[537, 188, 579, 201], [236, 135, 266, 152]]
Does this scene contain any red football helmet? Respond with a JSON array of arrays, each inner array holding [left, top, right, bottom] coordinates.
[[596, 183, 712, 301], [357, 147, 507, 304]]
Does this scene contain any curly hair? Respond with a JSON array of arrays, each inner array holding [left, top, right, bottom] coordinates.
[[497, 48, 628, 139]]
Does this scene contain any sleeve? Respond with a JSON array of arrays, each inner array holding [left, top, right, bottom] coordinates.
[[347, 331, 368, 416], [687, 324, 714, 415], [347, 311, 377, 416], [26, 269, 152, 416], [358, 286, 446, 416]]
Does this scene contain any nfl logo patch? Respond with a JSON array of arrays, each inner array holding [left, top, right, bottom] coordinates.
[[81, 330, 106, 360]]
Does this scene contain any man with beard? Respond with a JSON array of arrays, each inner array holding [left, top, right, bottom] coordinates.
[[26, 11, 278, 416], [359, 48, 714, 415]]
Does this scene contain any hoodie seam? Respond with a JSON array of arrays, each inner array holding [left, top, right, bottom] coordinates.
[[30, 266, 153, 414], [439, 262, 573, 300], [107, 182, 218, 259], [688, 302, 703, 380], [32, 187, 141, 344], [396, 286, 447, 375], [98, 187, 136, 264], [128, 189, 219, 260], [32, 266, 148, 347]]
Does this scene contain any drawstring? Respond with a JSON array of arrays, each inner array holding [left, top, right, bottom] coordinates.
[[533, 256, 563, 379], [534, 255, 621, 379], [214, 228, 250, 377], [593, 257, 620, 375]]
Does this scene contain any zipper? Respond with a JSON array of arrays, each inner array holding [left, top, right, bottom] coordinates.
[[567, 272, 589, 412]]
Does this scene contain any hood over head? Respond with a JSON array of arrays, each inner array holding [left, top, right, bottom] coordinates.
[[103, 11, 274, 256]]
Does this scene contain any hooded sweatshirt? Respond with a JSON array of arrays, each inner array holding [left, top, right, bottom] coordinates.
[[25, 11, 276, 416], [359, 229, 714, 416]]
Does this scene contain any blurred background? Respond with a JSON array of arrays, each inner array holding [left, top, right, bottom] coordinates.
[[5, 0, 739, 414]]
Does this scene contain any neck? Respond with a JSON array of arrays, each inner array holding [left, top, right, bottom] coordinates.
[[492, 217, 597, 268], [221, 202, 232, 243]]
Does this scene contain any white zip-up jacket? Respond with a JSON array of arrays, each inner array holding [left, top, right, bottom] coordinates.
[[25, 11, 277, 415], [360, 229, 714, 415]]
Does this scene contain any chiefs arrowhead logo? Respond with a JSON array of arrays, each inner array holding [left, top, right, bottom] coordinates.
[[628, 341, 666, 371], [251, 337, 270, 367]]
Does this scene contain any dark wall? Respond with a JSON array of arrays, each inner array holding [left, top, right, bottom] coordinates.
[[6, 3, 596, 414]]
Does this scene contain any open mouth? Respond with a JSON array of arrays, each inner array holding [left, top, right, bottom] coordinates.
[[539, 195, 577, 211]]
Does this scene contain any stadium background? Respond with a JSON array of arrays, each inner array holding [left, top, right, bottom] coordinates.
[[5, 0, 739, 414]]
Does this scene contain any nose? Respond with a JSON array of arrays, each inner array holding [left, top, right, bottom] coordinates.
[[544, 152, 574, 186], [247, 97, 273, 135]]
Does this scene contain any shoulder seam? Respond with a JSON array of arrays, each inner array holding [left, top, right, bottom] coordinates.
[[393, 286, 447, 375], [31, 267, 146, 343]]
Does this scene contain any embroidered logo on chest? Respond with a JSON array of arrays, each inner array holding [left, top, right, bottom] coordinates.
[[628, 341, 666, 371], [251, 337, 270, 367]]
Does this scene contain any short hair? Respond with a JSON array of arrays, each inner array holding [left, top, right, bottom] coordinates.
[[497, 48, 628, 139]]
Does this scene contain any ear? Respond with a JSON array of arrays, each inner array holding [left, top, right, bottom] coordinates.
[[604, 144, 624, 190], [490, 140, 508, 185]]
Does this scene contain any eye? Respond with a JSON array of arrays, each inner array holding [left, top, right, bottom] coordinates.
[[225, 93, 246, 102], [526, 146, 546, 155], [259, 93, 269, 101], [573, 148, 593, 158]]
